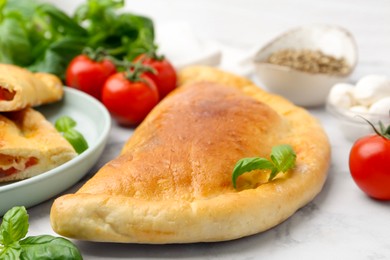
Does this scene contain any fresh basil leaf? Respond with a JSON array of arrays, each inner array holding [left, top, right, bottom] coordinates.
[[27, 49, 67, 79], [63, 129, 89, 154], [232, 144, 297, 189], [0, 207, 83, 259], [55, 116, 88, 154], [75, 0, 155, 60], [270, 144, 296, 173], [0, 207, 29, 246], [37, 3, 87, 36], [29, 36, 86, 78], [1, 0, 156, 79], [28, 36, 86, 79], [2, 0, 36, 18], [0, 0, 86, 78], [49, 37, 87, 61], [232, 157, 274, 189], [19, 235, 82, 260], [0, 244, 22, 260], [118, 14, 155, 60], [55, 116, 77, 132], [1, 230, 13, 245], [121, 13, 155, 42], [74, 0, 123, 32], [0, 17, 32, 66], [0, 0, 6, 13]]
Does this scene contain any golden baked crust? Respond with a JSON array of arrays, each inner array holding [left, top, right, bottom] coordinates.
[[50, 66, 330, 243], [0, 64, 63, 111], [0, 108, 77, 182]]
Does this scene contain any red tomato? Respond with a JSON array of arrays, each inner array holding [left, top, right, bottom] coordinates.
[[349, 134, 390, 200], [0, 88, 15, 101], [135, 54, 177, 99], [66, 55, 116, 100], [102, 72, 159, 125]]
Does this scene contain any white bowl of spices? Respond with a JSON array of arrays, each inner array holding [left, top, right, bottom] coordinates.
[[253, 24, 358, 107]]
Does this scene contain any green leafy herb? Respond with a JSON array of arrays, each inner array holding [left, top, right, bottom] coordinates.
[[232, 144, 297, 189], [54, 116, 76, 132], [55, 116, 88, 154], [0, 0, 155, 79], [0, 206, 82, 260]]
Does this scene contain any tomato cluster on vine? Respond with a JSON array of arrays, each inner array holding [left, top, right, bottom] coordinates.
[[65, 48, 177, 126]]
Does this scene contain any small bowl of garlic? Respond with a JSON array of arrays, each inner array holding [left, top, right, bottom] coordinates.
[[326, 75, 390, 142], [253, 24, 357, 107]]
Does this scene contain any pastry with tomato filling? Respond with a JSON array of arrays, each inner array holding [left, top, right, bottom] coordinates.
[[51, 66, 330, 243], [0, 64, 63, 111], [0, 108, 77, 182]]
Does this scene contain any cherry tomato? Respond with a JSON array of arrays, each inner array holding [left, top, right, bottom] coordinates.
[[349, 134, 390, 200], [135, 54, 177, 99], [102, 72, 159, 125], [66, 55, 116, 100]]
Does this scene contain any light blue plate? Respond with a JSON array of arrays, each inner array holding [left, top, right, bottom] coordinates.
[[0, 87, 111, 216]]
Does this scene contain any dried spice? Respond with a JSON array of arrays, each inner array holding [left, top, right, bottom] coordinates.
[[267, 49, 350, 75]]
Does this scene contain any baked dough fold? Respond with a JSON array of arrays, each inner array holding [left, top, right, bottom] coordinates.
[[0, 64, 63, 111], [50, 66, 330, 243], [0, 108, 77, 182]]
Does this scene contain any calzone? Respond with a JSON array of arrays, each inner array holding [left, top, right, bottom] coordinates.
[[50, 66, 330, 243], [0, 108, 77, 182], [0, 64, 63, 111]]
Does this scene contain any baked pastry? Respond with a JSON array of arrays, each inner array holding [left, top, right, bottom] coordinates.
[[0, 108, 77, 182], [50, 66, 330, 243], [0, 64, 63, 111]]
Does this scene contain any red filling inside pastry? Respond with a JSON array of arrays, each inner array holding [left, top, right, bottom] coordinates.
[[0, 156, 38, 177], [0, 87, 16, 101]]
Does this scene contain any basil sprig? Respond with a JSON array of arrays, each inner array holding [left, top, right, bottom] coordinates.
[[0, 206, 82, 260], [55, 116, 88, 154], [0, 0, 155, 80], [232, 144, 297, 189]]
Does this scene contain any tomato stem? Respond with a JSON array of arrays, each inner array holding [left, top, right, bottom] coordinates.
[[358, 115, 390, 140], [143, 46, 165, 61], [83, 47, 110, 62], [123, 61, 156, 87]]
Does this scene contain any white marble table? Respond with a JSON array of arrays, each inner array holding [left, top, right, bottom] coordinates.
[[21, 0, 390, 259]]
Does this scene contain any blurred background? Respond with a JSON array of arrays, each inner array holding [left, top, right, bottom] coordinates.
[[43, 0, 390, 80]]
